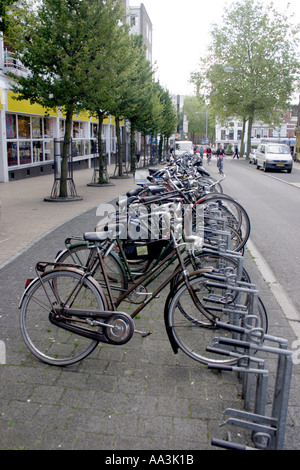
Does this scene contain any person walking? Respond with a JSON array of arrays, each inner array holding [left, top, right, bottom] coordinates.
[[206, 146, 212, 164], [216, 144, 225, 174], [233, 146, 239, 159]]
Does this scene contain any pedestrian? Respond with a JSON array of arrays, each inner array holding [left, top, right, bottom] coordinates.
[[233, 146, 239, 159], [216, 144, 225, 174], [206, 146, 212, 164], [200, 146, 204, 158]]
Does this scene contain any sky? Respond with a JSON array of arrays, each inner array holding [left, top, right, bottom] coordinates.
[[129, 0, 300, 97]]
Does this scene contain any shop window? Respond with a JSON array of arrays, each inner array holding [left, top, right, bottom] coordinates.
[[18, 116, 31, 139], [32, 117, 43, 138], [73, 122, 87, 139], [33, 141, 44, 162], [59, 120, 65, 138], [7, 142, 18, 166], [44, 141, 53, 161], [44, 117, 54, 138], [91, 123, 98, 139], [6, 114, 16, 139], [19, 141, 32, 165], [72, 140, 84, 156]]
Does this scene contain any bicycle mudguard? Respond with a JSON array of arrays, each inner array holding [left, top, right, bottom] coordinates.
[[19, 276, 40, 309]]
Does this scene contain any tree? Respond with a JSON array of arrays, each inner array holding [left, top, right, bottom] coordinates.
[[121, 35, 154, 174], [80, 0, 129, 183], [7, 0, 124, 197], [0, 0, 18, 33], [158, 88, 177, 159], [184, 96, 214, 144], [191, 0, 300, 156]]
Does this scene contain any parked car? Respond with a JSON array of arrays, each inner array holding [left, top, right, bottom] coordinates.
[[249, 147, 258, 164], [174, 140, 194, 157], [256, 143, 293, 173]]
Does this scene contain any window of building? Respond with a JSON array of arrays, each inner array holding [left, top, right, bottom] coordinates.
[[19, 141, 31, 165], [18, 116, 31, 138], [6, 114, 16, 139], [6, 113, 55, 167], [32, 117, 43, 138], [7, 142, 18, 166], [33, 141, 44, 162]]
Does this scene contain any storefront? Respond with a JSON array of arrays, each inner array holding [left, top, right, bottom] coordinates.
[[0, 89, 118, 182]]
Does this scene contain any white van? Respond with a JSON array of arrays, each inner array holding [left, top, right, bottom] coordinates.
[[256, 143, 293, 173], [174, 140, 194, 157]]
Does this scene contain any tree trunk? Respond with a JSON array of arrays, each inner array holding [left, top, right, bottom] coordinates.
[[60, 108, 73, 198], [115, 116, 122, 177], [159, 135, 163, 162], [143, 133, 147, 167], [130, 120, 136, 174], [239, 118, 246, 157], [246, 113, 254, 158], [97, 110, 105, 183]]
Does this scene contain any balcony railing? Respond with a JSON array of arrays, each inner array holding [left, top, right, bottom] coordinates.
[[4, 49, 27, 76]]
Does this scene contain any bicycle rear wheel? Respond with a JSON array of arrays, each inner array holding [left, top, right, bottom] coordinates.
[[20, 269, 107, 366], [166, 276, 267, 365]]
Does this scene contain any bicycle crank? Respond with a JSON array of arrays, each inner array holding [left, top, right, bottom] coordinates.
[[49, 310, 135, 345]]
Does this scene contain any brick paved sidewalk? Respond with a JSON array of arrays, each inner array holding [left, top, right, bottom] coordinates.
[[0, 162, 299, 451]]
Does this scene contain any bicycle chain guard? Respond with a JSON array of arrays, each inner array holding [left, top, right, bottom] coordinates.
[[49, 310, 135, 345]]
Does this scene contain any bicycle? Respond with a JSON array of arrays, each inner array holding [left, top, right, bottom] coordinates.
[[19, 224, 268, 367]]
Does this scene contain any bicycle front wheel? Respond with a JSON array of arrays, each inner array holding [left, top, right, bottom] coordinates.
[[167, 276, 266, 365], [20, 269, 107, 366]]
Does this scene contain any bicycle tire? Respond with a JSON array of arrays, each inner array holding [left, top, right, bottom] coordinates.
[[20, 268, 107, 366], [170, 251, 251, 291], [192, 193, 251, 252], [165, 275, 267, 365]]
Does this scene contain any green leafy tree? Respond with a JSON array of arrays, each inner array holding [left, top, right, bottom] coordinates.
[[80, 0, 128, 183], [184, 96, 214, 143], [158, 88, 177, 159], [7, 0, 124, 197], [0, 0, 18, 33], [121, 35, 154, 174], [191, 0, 300, 156]]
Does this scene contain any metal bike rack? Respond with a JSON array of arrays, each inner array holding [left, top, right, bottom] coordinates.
[[209, 327, 293, 450], [198, 210, 293, 450]]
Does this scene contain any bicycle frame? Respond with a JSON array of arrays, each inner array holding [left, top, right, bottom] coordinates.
[[89, 230, 213, 321]]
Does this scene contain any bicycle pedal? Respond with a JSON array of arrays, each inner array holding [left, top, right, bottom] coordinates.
[[135, 329, 153, 337]]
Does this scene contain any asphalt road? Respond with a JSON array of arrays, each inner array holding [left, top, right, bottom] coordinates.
[[208, 157, 300, 316]]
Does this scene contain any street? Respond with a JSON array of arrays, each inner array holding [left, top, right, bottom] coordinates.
[[204, 156, 300, 316]]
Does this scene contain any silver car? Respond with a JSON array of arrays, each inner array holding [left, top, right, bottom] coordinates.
[[256, 143, 293, 173], [249, 148, 257, 164]]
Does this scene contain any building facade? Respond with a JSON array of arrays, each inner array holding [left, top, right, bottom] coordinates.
[[0, 37, 122, 182], [129, 3, 153, 64], [0, 1, 153, 183], [215, 106, 298, 155]]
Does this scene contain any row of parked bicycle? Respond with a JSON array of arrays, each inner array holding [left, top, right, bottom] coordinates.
[[20, 152, 296, 449], [19, 152, 266, 367]]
